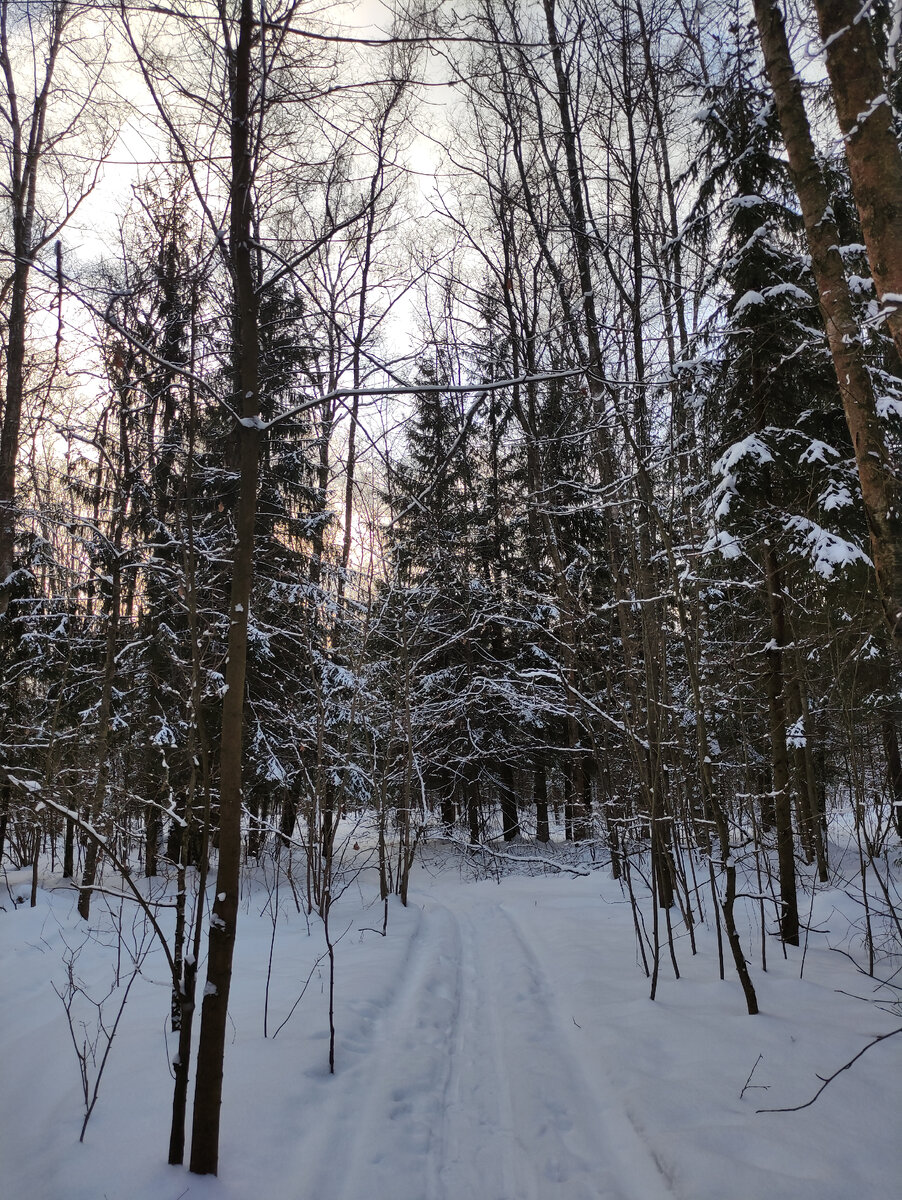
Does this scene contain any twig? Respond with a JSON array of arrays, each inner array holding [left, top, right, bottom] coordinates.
[[757, 1027, 902, 1113], [740, 1053, 768, 1099], [271, 950, 329, 1040]]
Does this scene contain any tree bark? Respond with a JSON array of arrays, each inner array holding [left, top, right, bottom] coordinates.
[[189, 0, 261, 1174], [810, 0, 902, 363], [77, 557, 121, 921], [761, 542, 799, 946], [753, 0, 902, 646], [0, 781, 9, 867], [881, 715, 902, 838], [498, 763, 520, 841], [534, 764, 550, 843]]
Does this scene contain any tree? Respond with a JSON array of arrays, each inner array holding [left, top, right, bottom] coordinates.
[[752, 0, 902, 652], [0, 0, 111, 615], [117, 0, 421, 1171]]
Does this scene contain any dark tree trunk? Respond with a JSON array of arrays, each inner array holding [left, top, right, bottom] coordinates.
[[279, 792, 298, 845], [0, 265, 29, 613], [62, 814, 74, 878], [189, 0, 261, 1174], [881, 717, 902, 839], [438, 765, 456, 832], [145, 801, 161, 877], [467, 777, 480, 846], [499, 764, 520, 841], [0, 1, 67, 615], [563, 769, 574, 842], [78, 557, 121, 921], [0, 781, 9, 866], [761, 543, 799, 947], [534, 765, 550, 843]]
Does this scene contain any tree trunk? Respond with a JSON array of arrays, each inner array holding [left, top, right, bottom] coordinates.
[[467, 775, 481, 846], [438, 766, 456, 832], [761, 542, 799, 946], [0, 781, 9, 866], [189, 0, 261, 1174], [0, 264, 29, 613], [77, 558, 121, 921], [881, 716, 902, 838], [787, 674, 828, 880], [753, 0, 902, 647], [534, 764, 550, 843], [499, 763, 520, 841], [145, 801, 161, 878], [810, 0, 902, 365], [62, 813, 74, 878]]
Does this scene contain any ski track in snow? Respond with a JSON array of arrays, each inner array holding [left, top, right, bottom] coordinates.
[[490, 901, 675, 1200], [283, 898, 454, 1200], [5, 856, 900, 1200], [292, 888, 675, 1200]]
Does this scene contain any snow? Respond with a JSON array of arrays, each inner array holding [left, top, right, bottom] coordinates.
[[714, 434, 774, 473], [818, 483, 854, 512], [761, 282, 811, 303], [1, 841, 900, 1200], [733, 289, 766, 314], [703, 528, 742, 560], [847, 274, 874, 295], [891, 0, 902, 70], [822, 25, 850, 51], [706, 433, 777, 526], [877, 395, 902, 420], [786, 717, 806, 749], [726, 195, 766, 209], [4, 775, 42, 793], [733, 285, 811, 316], [151, 723, 178, 747], [798, 438, 840, 465], [854, 95, 889, 126], [784, 515, 871, 577]]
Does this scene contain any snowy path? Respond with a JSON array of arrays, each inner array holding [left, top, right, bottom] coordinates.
[[289, 887, 675, 1200], [2, 858, 901, 1200], [237, 869, 901, 1200], [435, 899, 674, 1200]]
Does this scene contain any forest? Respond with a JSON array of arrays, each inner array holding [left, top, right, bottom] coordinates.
[[1, 0, 901, 1196]]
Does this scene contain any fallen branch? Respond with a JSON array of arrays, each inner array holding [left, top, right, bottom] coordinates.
[[435, 835, 595, 877], [758, 1027, 902, 1113]]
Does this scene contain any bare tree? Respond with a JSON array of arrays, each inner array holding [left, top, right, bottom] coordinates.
[[116, 0, 421, 1173], [0, 0, 110, 614]]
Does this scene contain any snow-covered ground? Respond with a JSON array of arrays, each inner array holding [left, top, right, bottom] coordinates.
[[1, 839, 899, 1200]]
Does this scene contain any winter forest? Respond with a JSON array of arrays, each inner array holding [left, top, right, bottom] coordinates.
[[1, 0, 901, 1196]]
